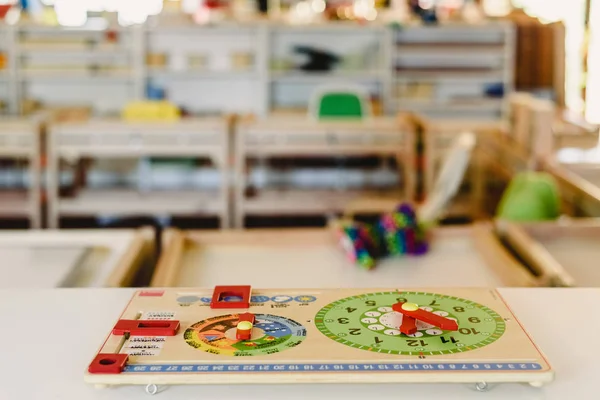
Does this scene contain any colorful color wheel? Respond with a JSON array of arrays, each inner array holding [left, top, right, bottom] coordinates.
[[184, 314, 306, 356]]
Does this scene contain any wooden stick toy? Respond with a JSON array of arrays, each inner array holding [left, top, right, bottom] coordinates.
[[334, 202, 429, 269]]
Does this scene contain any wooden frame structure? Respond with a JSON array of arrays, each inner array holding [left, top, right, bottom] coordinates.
[[0, 227, 155, 288], [233, 116, 415, 228], [0, 118, 41, 227], [46, 117, 232, 229], [495, 218, 600, 287], [420, 92, 600, 220], [149, 224, 563, 289]]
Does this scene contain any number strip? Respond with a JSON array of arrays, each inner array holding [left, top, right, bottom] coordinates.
[[123, 362, 544, 373]]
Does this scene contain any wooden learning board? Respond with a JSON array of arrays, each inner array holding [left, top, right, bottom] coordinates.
[[498, 218, 600, 287], [85, 287, 553, 391], [149, 225, 554, 289]]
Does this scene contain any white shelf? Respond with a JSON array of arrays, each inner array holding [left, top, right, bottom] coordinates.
[[394, 70, 504, 82], [19, 69, 133, 79], [57, 188, 224, 216], [148, 68, 257, 80], [395, 44, 506, 55], [269, 70, 384, 82]]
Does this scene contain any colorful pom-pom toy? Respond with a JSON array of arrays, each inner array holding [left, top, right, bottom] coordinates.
[[334, 202, 429, 269]]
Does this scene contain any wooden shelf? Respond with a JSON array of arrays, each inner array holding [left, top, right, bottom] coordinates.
[[58, 188, 225, 216], [47, 118, 231, 228], [240, 188, 405, 215]]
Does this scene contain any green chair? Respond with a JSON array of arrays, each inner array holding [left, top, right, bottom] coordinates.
[[308, 84, 372, 120], [496, 171, 561, 221]]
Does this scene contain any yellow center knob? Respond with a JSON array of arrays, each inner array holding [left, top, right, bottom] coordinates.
[[401, 302, 419, 311], [237, 321, 253, 330]]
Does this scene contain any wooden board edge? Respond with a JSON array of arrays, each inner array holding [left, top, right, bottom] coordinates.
[[496, 221, 577, 287], [104, 227, 156, 288], [470, 222, 540, 287], [150, 228, 186, 287]]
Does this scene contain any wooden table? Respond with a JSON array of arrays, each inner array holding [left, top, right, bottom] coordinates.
[[0, 228, 154, 288], [150, 224, 559, 288], [496, 218, 600, 287]]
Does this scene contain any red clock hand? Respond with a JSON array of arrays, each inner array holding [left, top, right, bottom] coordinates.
[[393, 302, 459, 331], [400, 316, 417, 335]]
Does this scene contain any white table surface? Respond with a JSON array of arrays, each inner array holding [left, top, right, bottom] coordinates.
[[0, 287, 597, 400], [0, 246, 87, 288]]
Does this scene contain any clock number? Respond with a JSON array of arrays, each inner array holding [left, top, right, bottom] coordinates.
[[406, 339, 428, 347], [396, 297, 407, 303], [459, 328, 480, 335], [337, 318, 349, 324], [349, 328, 361, 336], [429, 299, 439, 306], [440, 336, 458, 344], [453, 307, 465, 313], [346, 307, 357, 313], [468, 317, 480, 324], [365, 300, 376, 307], [375, 336, 383, 344]]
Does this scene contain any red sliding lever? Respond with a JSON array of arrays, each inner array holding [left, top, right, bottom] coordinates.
[[393, 302, 458, 331]]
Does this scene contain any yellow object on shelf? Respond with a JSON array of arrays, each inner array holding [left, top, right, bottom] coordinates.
[[122, 101, 181, 121]]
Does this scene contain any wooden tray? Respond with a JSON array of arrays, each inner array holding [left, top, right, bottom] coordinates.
[[541, 160, 600, 216], [496, 218, 600, 287], [0, 227, 155, 288], [150, 224, 548, 288]]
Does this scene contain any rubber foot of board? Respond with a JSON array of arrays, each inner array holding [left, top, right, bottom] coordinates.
[[88, 353, 129, 374]]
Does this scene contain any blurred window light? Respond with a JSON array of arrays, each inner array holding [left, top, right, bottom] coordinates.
[[585, 0, 600, 123], [182, 0, 200, 13], [481, 0, 511, 16], [49, 0, 166, 26], [512, 0, 587, 114], [54, 0, 88, 26]]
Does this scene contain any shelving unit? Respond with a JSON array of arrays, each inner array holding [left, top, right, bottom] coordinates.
[[390, 21, 515, 120], [266, 23, 391, 115], [143, 22, 266, 116], [1, 19, 515, 120], [46, 117, 231, 229], [233, 116, 414, 227], [13, 19, 144, 116], [0, 118, 41, 228]]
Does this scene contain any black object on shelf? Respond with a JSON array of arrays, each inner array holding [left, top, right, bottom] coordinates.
[[256, 0, 268, 13], [294, 46, 341, 72]]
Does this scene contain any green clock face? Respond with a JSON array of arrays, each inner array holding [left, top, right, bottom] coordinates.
[[315, 291, 506, 356]]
